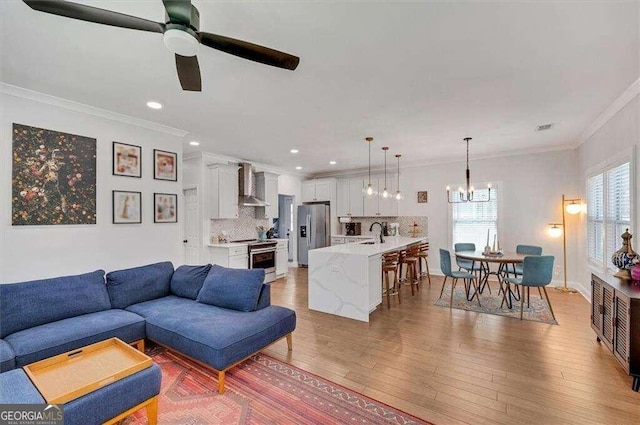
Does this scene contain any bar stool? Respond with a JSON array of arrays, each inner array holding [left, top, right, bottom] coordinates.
[[402, 245, 420, 295], [381, 252, 400, 309], [416, 242, 432, 286]]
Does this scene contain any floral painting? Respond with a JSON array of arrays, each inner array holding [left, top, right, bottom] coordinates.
[[113, 191, 141, 224], [153, 149, 177, 181], [12, 123, 97, 225]]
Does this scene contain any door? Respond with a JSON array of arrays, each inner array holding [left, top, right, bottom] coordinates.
[[614, 292, 631, 371], [297, 205, 310, 266], [183, 187, 200, 264]]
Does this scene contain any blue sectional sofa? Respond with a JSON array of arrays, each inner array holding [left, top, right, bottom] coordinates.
[[0, 261, 296, 394]]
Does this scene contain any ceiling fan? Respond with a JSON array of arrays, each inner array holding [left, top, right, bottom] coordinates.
[[23, 0, 300, 92]]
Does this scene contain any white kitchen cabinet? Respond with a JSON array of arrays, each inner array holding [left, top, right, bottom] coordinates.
[[302, 179, 335, 202], [208, 164, 239, 219], [336, 179, 364, 217], [210, 244, 248, 269], [362, 178, 398, 217], [275, 239, 288, 277], [255, 172, 279, 219], [363, 179, 380, 217], [336, 180, 349, 217]]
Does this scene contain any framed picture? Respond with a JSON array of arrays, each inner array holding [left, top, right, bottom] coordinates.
[[113, 142, 141, 178], [153, 149, 177, 181], [417, 191, 428, 203], [112, 191, 142, 224], [154, 193, 177, 223], [12, 123, 96, 225]]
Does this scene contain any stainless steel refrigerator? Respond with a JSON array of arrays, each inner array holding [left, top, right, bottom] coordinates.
[[297, 203, 330, 266]]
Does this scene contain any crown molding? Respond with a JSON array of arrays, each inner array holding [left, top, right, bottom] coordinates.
[[0, 83, 189, 137], [184, 151, 309, 178], [574, 77, 640, 148], [311, 143, 577, 179]]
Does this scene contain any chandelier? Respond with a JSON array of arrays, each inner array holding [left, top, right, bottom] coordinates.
[[446, 137, 491, 203]]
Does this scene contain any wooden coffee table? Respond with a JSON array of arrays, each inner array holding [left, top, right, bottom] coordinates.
[[23, 338, 158, 425]]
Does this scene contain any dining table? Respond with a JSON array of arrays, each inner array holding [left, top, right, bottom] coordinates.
[[455, 250, 528, 309]]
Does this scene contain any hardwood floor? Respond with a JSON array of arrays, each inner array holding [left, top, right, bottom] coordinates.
[[262, 267, 640, 425]]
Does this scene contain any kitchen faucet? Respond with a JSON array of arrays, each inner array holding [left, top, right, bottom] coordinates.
[[369, 222, 385, 243]]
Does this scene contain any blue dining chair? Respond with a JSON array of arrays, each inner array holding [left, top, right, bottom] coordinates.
[[504, 255, 555, 321], [512, 244, 543, 302], [439, 249, 481, 308], [454, 243, 483, 273], [513, 244, 543, 275]]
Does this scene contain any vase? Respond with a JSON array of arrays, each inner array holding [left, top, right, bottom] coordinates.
[[611, 228, 640, 279]]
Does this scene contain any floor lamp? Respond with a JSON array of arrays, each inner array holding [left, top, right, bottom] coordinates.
[[548, 194, 582, 293]]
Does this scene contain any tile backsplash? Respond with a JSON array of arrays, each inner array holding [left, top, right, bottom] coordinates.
[[209, 206, 271, 242], [339, 216, 428, 238]]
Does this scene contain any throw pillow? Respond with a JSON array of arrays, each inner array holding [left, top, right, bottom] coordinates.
[[196, 265, 265, 312], [170, 264, 212, 300]]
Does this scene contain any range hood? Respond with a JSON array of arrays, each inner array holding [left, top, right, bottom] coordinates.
[[238, 162, 270, 207]]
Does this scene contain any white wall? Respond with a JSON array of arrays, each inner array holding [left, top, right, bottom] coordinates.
[[399, 149, 579, 284], [577, 93, 640, 298], [0, 92, 185, 282]]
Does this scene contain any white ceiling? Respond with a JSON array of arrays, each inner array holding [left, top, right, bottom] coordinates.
[[1, 1, 638, 175]]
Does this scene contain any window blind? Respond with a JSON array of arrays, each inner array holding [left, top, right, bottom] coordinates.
[[586, 160, 631, 269], [452, 187, 498, 249], [605, 162, 631, 270], [587, 174, 604, 262]]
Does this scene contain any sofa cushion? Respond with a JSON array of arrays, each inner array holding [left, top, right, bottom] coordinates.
[[129, 296, 295, 370], [0, 270, 110, 338], [126, 295, 197, 318], [197, 265, 265, 312], [0, 369, 45, 404], [0, 339, 16, 372], [5, 310, 146, 367], [170, 264, 212, 300], [106, 262, 174, 309], [64, 364, 161, 425]]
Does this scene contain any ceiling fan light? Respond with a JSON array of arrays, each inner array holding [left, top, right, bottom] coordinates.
[[164, 29, 199, 57]]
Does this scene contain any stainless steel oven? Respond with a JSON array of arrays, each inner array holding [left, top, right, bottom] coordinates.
[[248, 241, 277, 283]]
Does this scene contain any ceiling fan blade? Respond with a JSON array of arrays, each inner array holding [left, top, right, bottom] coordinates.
[[175, 54, 201, 91], [23, 1, 165, 34], [162, 0, 192, 26], [198, 32, 299, 71]]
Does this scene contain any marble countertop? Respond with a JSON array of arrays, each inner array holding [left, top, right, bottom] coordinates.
[[312, 236, 428, 257], [331, 234, 376, 239]]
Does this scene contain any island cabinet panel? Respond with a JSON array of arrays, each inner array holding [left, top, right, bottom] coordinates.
[[591, 271, 640, 392]]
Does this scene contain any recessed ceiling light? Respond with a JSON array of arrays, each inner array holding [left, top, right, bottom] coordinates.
[[189, 141, 200, 146], [146, 101, 162, 109], [290, 149, 299, 154], [295, 166, 302, 170], [329, 161, 337, 165]]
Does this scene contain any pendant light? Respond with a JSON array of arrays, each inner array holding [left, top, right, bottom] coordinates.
[[363, 137, 377, 197], [446, 137, 491, 203], [394, 154, 404, 201], [381, 146, 390, 199]]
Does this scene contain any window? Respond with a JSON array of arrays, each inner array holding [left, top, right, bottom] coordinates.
[[587, 160, 631, 270], [451, 187, 498, 250]]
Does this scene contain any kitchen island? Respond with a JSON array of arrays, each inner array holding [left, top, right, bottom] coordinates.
[[308, 236, 428, 322]]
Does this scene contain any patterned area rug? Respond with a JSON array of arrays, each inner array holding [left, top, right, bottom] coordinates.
[[434, 281, 558, 325], [123, 345, 432, 425]]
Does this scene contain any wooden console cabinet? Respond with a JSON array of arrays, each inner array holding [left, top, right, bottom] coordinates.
[[591, 271, 640, 391]]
